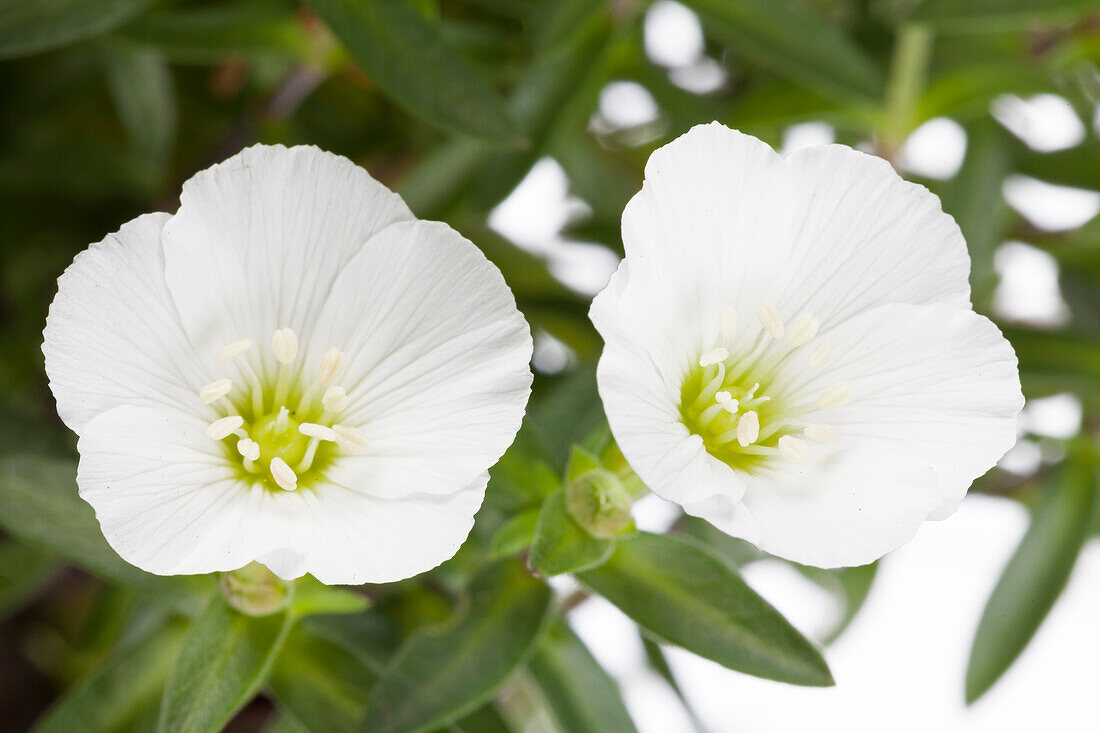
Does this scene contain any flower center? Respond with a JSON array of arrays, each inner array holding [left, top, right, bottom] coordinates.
[[680, 305, 848, 470], [198, 329, 366, 492]]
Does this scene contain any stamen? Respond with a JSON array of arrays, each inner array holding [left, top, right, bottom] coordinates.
[[818, 382, 852, 410], [299, 422, 337, 441], [721, 307, 738, 339], [207, 415, 244, 440], [804, 423, 836, 443], [199, 378, 232, 405], [322, 386, 349, 412], [699, 347, 729, 368], [318, 347, 346, 385], [270, 457, 298, 491], [778, 435, 807, 462], [236, 438, 260, 461], [332, 425, 367, 454], [736, 410, 760, 447], [217, 339, 253, 362], [715, 391, 739, 413], [786, 313, 820, 348], [272, 328, 299, 365], [756, 304, 784, 339], [809, 341, 830, 370]]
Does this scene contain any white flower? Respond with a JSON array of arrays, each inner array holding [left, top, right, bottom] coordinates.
[[43, 145, 532, 584], [590, 123, 1023, 568]]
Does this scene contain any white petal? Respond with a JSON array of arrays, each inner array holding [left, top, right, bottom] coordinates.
[[76, 404, 484, 582], [161, 145, 414, 371], [43, 213, 210, 435], [309, 219, 533, 498], [614, 122, 971, 347]]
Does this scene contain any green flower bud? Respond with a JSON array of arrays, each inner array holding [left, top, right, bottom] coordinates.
[[565, 469, 633, 539], [219, 562, 293, 616]]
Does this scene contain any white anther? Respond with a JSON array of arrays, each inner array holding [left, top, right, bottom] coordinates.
[[778, 435, 807, 462], [737, 410, 760, 447], [809, 341, 830, 370], [217, 339, 253, 362], [332, 424, 367, 454], [318, 347, 346, 385], [270, 457, 298, 491], [715, 391, 740, 413], [721, 307, 738, 339], [818, 382, 852, 410], [299, 422, 337, 441], [199, 378, 232, 405], [756, 304, 784, 339], [804, 423, 836, 443], [786, 313, 820, 348], [236, 438, 260, 461], [699, 347, 729, 368], [272, 328, 299, 365], [207, 415, 244, 440], [322, 386, 349, 412]]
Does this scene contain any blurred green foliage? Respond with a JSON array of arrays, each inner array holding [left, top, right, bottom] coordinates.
[[2, 0, 1100, 729]]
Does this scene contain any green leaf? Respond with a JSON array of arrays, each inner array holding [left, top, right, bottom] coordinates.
[[682, 0, 884, 105], [306, 0, 521, 142], [527, 617, 637, 733], [1014, 139, 1100, 192], [797, 563, 878, 645], [1002, 327, 1100, 398], [0, 541, 62, 620], [965, 461, 1096, 703], [528, 489, 615, 577], [0, 457, 207, 610], [291, 576, 370, 618], [578, 533, 834, 687], [0, 0, 154, 59], [101, 43, 176, 161], [157, 596, 293, 733], [488, 507, 541, 559], [909, 0, 1098, 33], [361, 560, 552, 733], [35, 623, 185, 733]]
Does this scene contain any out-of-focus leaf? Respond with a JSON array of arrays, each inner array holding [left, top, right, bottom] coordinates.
[[527, 362, 603, 470], [579, 533, 834, 687], [35, 623, 185, 733], [909, 0, 1098, 33], [101, 44, 176, 161], [360, 560, 551, 733], [682, 0, 884, 105], [489, 507, 541, 559], [0, 541, 62, 620], [117, 3, 307, 64], [307, 0, 521, 142], [0, 457, 208, 611], [527, 617, 637, 733], [1003, 326, 1100, 397], [798, 563, 878, 644], [640, 636, 707, 732], [291, 576, 370, 618], [965, 461, 1096, 703], [919, 62, 1052, 123], [0, 0, 154, 59], [940, 119, 1012, 308], [1013, 139, 1100, 192], [157, 597, 293, 733], [673, 514, 764, 568], [528, 489, 614, 577]]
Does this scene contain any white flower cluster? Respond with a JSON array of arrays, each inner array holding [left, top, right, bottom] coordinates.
[[44, 126, 1022, 583]]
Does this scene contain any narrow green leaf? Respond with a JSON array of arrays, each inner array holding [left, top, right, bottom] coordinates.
[[909, 0, 1098, 33], [578, 533, 834, 687], [0, 541, 62, 620], [1002, 326, 1100, 398], [35, 623, 185, 733], [291, 576, 370, 618], [157, 596, 293, 733], [797, 563, 878, 645], [640, 636, 707, 732], [1013, 139, 1100, 192], [527, 617, 637, 733], [306, 0, 521, 142], [361, 560, 552, 733], [0, 0, 154, 59], [965, 462, 1096, 703], [528, 489, 614, 577], [0, 457, 206, 609], [488, 507, 541, 559], [101, 44, 176, 161], [682, 0, 884, 105]]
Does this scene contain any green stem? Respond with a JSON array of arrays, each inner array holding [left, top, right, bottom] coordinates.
[[882, 23, 934, 156]]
